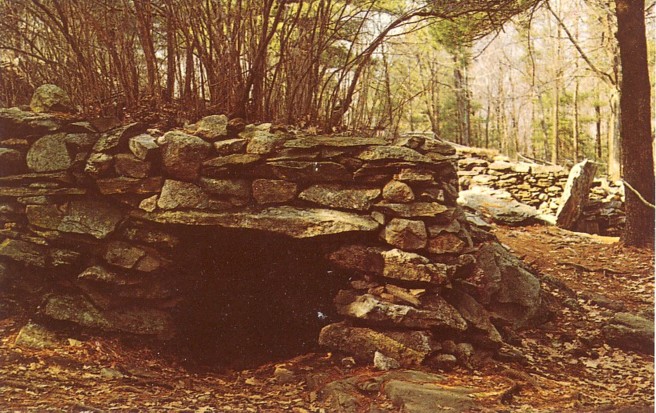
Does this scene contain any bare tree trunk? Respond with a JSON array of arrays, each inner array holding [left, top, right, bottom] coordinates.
[[615, 0, 655, 246]]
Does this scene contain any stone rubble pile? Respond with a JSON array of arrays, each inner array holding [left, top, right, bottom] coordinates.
[[455, 147, 625, 236], [0, 86, 548, 369]]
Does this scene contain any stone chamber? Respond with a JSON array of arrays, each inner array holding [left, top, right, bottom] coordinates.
[[0, 93, 552, 369]]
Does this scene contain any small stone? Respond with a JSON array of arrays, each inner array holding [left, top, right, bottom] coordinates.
[[0, 148, 23, 175], [382, 249, 450, 285], [426, 233, 466, 254], [84, 153, 113, 177], [57, 199, 123, 239], [15, 322, 60, 349], [30, 84, 75, 113], [214, 138, 247, 155], [373, 351, 400, 371], [114, 153, 151, 178], [194, 114, 228, 141], [426, 354, 457, 371], [157, 180, 210, 210], [159, 130, 212, 181], [139, 195, 158, 212], [273, 366, 297, 384], [199, 178, 250, 199], [382, 218, 427, 250], [129, 133, 159, 160], [246, 134, 283, 154], [252, 179, 297, 204], [382, 181, 415, 203]]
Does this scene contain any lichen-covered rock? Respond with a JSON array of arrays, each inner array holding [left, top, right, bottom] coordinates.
[[92, 123, 146, 154], [15, 322, 61, 349], [214, 138, 247, 155], [252, 179, 297, 204], [602, 312, 654, 355], [299, 184, 380, 211], [193, 114, 228, 141], [270, 161, 351, 182], [327, 245, 384, 274], [374, 202, 451, 219], [26, 133, 72, 172], [159, 130, 211, 181], [382, 218, 427, 250], [30, 84, 75, 113], [335, 290, 466, 331], [129, 133, 159, 160]]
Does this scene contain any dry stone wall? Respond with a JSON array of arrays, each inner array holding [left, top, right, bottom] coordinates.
[[455, 147, 625, 236], [0, 91, 548, 368]]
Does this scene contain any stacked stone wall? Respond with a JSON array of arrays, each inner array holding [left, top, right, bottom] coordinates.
[[454, 147, 625, 235], [0, 93, 548, 368]]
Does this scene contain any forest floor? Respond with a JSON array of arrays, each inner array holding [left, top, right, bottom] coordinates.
[[0, 224, 653, 412]]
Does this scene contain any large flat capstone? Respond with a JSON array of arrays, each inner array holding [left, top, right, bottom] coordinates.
[[131, 206, 380, 238]]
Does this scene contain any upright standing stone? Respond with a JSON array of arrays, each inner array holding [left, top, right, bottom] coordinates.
[[556, 159, 597, 229]]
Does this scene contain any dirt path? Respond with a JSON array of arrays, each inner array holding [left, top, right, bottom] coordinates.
[[0, 224, 653, 412]]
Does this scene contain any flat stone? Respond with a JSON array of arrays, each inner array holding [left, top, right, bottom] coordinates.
[[299, 184, 380, 211], [382, 249, 450, 285], [103, 241, 164, 272], [374, 202, 451, 219], [0, 186, 86, 197], [57, 199, 123, 239], [26, 133, 72, 172], [383, 376, 476, 413], [283, 136, 385, 148], [157, 180, 210, 210], [0, 238, 47, 267], [129, 133, 159, 160], [269, 161, 351, 182], [131, 206, 380, 238], [382, 218, 427, 250], [199, 178, 250, 199], [203, 153, 262, 169], [458, 186, 544, 226], [95, 176, 162, 195], [159, 130, 212, 181], [252, 179, 297, 204], [335, 290, 466, 331], [327, 245, 384, 274], [213, 138, 247, 155], [357, 146, 432, 163], [318, 322, 436, 366], [114, 153, 151, 178], [0, 108, 62, 138], [426, 233, 466, 254], [193, 114, 228, 141], [43, 294, 173, 337], [30, 84, 75, 113], [382, 180, 415, 202], [394, 169, 435, 183], [488, 161, 513, 171]]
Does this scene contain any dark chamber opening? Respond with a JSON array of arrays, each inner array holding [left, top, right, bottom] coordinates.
[[169, 227, 349, 369]]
